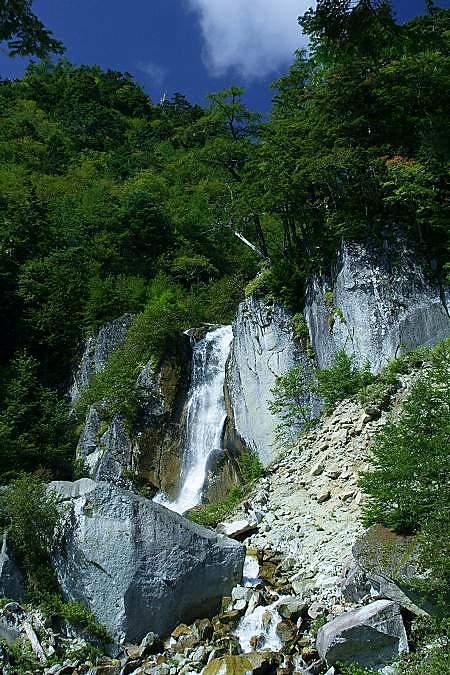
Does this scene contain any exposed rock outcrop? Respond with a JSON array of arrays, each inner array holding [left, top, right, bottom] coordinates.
[[49, 479, 245, 643], [70, 314, 135, 403], [202, 448, 241, 504], [134, 345, 192, 497], [73, 319, 192, 494], [227, 369, 421, 614], [77, 407, 133, 488], [226, 298, 320, 465], [316, 600, 408, 670], [306, 241, 450, 372]]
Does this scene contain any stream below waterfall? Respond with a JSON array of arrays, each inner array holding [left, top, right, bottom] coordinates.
[[155, 325, 233, 514]]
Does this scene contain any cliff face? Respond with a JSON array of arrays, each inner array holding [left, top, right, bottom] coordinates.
[[225, 242, 450, 467], [225, 297, 319, 466], [305, 241, 450, 372], [133, 347, 192, 497], [73, 317, 192, 493]]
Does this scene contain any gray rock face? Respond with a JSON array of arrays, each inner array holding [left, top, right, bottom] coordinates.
[[306, 242, 450, 372], [77, 409, 133, 488], [226, 298, 319, 465], [49, 479, 245, 643], [70, 314, 135, 403], [316, 600, 408, 671], [0, 536, 24, 602]]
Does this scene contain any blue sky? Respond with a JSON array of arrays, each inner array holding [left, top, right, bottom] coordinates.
[[1, 0, 449, 111]]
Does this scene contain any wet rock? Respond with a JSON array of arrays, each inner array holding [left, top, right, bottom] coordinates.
[[50, 479, 245, 643], [276, 619, 297, 643], [316, 600, 408, 670], [195, 618, 214, 642], [203, 652, 281, 675], [277, 598, 307, 622]]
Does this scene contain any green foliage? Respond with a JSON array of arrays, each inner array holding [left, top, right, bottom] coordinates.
[[309, 614, 327, 637], [245, 268, 274, 299], [38, 593, 111, 643], [336, 664, 377, 675], [169, 254, 218, 284], [0, 0, 65, 58], [77, 275, 202, 426], [292, 313, 309, 344], [188, 487, 244, 529], [269, 365, 317, 447], [360, 343, 450, 535], [197, 274, 246, 325], [360, 342, 450, 610], [237, 449, 265, 484], [0, 473, 60, 596], [0, 351, 76, 484], [269, 350, 376, 447], [398, 617, 450, 674], [84, 274, 148, 332], [0, 637, 43, 673], [0, 4, 449, 486], [188, 449, 264, 528], [315, 350, 374, 411]]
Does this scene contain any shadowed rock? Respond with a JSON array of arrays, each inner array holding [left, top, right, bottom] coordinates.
[[316, 600, 408, 670], [0, 535, 24, 603]]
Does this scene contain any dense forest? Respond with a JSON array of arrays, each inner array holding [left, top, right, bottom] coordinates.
[[1, 0, 449, 484]]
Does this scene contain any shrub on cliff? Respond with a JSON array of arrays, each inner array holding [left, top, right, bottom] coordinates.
[[314, 350, 374, 411]]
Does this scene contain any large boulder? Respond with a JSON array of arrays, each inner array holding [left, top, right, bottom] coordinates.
[[0, 536, 24, 602], [70, 314, 135, 403], [316, 600, 408, 670], [226, 297, 320, 465], [306, 241, 450, 372], [49, 479, 245, 643]]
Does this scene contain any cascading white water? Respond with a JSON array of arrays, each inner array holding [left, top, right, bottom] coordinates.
[[155, 325, 233, 514], [234, 601, 283, 654]]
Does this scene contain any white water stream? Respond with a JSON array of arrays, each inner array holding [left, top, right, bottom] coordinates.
[[155, 325, 233, 514]]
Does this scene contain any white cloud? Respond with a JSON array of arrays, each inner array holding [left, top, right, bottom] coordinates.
[[137, 60, 168, 86], [186, 0, 315, 81]]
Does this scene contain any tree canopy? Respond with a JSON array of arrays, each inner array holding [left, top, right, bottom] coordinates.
[[0, 0, 64, 57]]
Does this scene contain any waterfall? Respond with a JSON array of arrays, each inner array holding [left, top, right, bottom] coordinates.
[[155, 325, 233, 514]]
